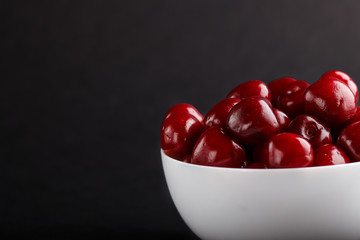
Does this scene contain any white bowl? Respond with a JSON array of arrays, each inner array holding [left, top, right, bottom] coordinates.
[[161, 150, 360, 240]]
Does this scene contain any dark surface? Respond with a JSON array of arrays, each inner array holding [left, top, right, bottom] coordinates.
[[2, 1, 360, 239]]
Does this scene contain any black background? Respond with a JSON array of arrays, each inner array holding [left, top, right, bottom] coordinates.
[[2, 1, 360, 239]]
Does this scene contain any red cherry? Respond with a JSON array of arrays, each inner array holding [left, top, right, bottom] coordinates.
[[337, 121, 360, 162], [241, 158, 252, 168], [258, 133, 314, 168], [319, 70, 359, 103], [164, 103, 203, 122], [161, 113, 204, 160], [345, 106, 360, 125], [277, 80, 310, 118], [313, 144, 350, 166], [304, 78, 357, 125], [204, 98, 241, 129], [191, 127, 247, 168], [246, 162, 268, 169], [181, 154, 192, 163], [332, 106, 360, 138], [272, 108, 290, 131], [227, 80, 271, 102], [268, 77, 297, 107], [286, 114, 332, 149], [227, 97, 280, 145]]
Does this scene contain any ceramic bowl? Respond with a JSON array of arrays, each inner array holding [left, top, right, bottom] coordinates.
[[161, 150, 360, 240]]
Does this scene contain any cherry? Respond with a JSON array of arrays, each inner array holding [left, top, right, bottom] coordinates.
[[332, 106, 360, 138], [246, 162, 268, 169], [337, 121, 360, 162], [313, 144, 350, 166], [319, 70, 358, 103], [204, 98, 241, 129], [345, 106, 360, 125], [226, 97, 280, 145], [277, 80, 310, 118], [258, 133, 314, 168], [181, 154, 192, 163], [304, 77, 357, 125], [164, 103, 203, 122], [191, 127, 247, 168], [161, 70, 358, 169], [272, 108, 290, 131], [241, 158, 251, 168], [227, 80, 271, 102], [268, 77, 297, 107], [286, 114, 332, 149], [161, 113, 204, 160]]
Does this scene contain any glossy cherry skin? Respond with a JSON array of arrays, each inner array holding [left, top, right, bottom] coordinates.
[[181, 154, 192, 163], [332, 106, 360, 138], [227, 80, 271, 102], [161, 113, 204, 160], [258, 133, 314, 168], [286, 114, 332, 149], [204, 98, 241, 129], [277, 80, 310, 118], [164, 103, 203, 122], [191, 127, 246, 168], [273, 108, 290, 131], [246, 162, 268, 169], [337, 121, 360, 162], [319, 70, 358, 103], [313, 144, 350, 166], [227, 97, 280, 145], [268, 77, 297, 107], [304, 78, 357, 125]]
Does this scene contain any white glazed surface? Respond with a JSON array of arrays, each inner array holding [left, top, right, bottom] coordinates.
[[161, 150, 360, 240]]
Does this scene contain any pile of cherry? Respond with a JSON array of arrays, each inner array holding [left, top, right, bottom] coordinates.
[[161, 70, 360, 168]]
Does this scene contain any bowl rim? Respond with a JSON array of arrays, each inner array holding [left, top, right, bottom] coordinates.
[[161, 149, 360, 173]]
